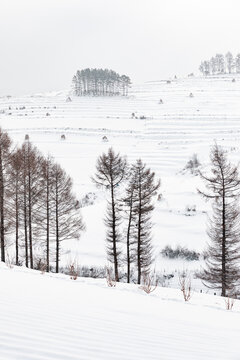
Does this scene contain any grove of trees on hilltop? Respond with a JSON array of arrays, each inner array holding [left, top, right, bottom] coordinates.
[[199, 52, 240, 75], [72, 68, 131, 96]]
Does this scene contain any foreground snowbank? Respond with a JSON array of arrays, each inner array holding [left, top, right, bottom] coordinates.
[[0, 263, 240, 360]]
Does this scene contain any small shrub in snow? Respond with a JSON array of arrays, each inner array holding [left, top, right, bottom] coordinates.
[[225, 296, 235, 310], [155, 272, 174, 287], [69, 263, 78, 280], [178, 270, 192, 302], [102, 136, 108, 142], [34, 257, 47, 273], [183, 153, 201, 175], [106, 267, 116, 287], [79, 192, 97, 208], [161, 245, 200, 261], [139, 272, 158, 294], [6, 252, 14, 269], [185, 204, 196, 216]]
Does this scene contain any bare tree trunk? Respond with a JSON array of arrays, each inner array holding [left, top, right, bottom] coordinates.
[[23, 154, 28, 268], [15, 177, 19, 265], [46, 177, 50, 272], [222, 191, 226, 297], [0, 148, 4, 262], [55, 182, 59, 273], [137, 201, 142, 285], [27, 149, 33, 269], [126, 202, 133, 283], [111, 184, 119, 282]]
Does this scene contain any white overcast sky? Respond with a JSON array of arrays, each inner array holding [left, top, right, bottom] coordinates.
[[0, 0, 240, 95]]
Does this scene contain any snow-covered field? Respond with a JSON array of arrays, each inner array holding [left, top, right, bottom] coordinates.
[[2, 75, 240, 359], [1, 263, 240, 360], [1, 75, 240, 288]]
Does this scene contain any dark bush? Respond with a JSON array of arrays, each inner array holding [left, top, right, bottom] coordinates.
[[161, 245, 200, 261]]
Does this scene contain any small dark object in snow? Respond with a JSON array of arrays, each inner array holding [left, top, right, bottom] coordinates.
[[25, 134, 29, 141], [61, 134, 66, 140], [166, 80, 171, 84], [189, 92, 194, 98], [232, 78, 236, 83], [159, 99, 163, 104], [102, 135, 108, 142], [46, 112, 50, 116], [66, 96, 72, 102]]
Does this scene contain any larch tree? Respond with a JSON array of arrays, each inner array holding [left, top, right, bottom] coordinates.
[[51, 163, 85, 273], [122, 166, 138, 283], [21, 141, 44, 268], [92, 148, 127, 282], [0, 129, 12, 262], [7, 148, 23, 265], [38, 156, 55, 272], [197, 144, 240, 297], [131, 159, 160, 284]]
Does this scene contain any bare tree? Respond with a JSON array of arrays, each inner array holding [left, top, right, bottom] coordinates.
[[51, 163, 85, 273], [131, 159, 160, 284], [0, 129, 12, 262], [38, 156, 55, 272], [7, 148, 23, 265], [92, 148, 127, 281], [21, 141, 43, 268], [197, 144, 240, 297], [122, 166, 138, 283]]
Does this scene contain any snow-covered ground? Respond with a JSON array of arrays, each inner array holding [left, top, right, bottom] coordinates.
[[1, 75, 240, 289], [0, 263, 240, 360]]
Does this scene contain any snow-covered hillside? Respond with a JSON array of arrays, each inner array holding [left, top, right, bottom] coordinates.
[[0, 263, 240, 360], [1, 75, 240, 284]]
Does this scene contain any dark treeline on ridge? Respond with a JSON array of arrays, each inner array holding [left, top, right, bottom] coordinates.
[[0, 129, 85, 272], [72, 68, 131, 96]]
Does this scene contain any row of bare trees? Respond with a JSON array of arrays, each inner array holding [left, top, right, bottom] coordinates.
[[92, 145, 240, 296], [92, 148, 160, 284], [0, 129, 84, 272]]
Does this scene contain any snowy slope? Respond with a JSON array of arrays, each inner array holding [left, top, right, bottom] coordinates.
[[0, 263, 240, 360], [1, 75, 240, 278]]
